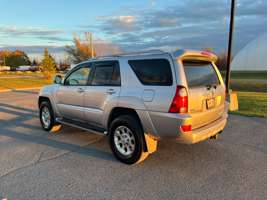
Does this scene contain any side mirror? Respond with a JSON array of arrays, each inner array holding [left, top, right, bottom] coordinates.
[[54, 75, 62, 84]]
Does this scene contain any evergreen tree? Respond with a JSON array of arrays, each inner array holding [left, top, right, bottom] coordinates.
[[40, 48, 56, 79]]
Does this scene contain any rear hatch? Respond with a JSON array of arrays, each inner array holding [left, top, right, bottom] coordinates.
[[182, 60, 225, 130]]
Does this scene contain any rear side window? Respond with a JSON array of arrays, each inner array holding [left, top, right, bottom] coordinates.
[[128, 59, 172, 86], [91, 61, 120, 86], [183, 61, 220, 88]]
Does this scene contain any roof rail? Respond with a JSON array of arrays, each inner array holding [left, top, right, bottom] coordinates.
[[94, 49, 166, 59]]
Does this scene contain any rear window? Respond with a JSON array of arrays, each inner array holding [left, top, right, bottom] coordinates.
[[128, 59, 172, 86], [183, 61, 220, 88]]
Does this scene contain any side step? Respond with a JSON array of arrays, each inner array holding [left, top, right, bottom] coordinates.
[[56, 118, 107, 136]]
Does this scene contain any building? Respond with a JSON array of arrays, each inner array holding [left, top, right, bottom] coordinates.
[[232, 33, 267, 71]]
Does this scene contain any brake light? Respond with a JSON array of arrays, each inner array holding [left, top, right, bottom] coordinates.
[[180, 124, 192, 132], [201, 51, 212, 57], [169, 86, 188, 113]]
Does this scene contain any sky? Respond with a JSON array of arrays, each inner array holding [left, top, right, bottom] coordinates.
[[0, 0, 267, 61]]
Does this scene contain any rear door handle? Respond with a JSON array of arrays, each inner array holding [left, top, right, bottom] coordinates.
[[106, 88, 116, 94], [77, 88, 85, 93]]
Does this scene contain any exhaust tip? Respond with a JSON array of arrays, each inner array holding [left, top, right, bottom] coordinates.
[[210, 134, 219, 140]]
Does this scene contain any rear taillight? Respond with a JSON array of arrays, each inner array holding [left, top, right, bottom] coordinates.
[[169, 86, 188, 113], [180, 124, 192, 132]]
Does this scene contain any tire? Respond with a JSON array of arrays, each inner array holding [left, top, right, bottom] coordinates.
[[39, 101, 57, 131], [109, 115, 146, 164]]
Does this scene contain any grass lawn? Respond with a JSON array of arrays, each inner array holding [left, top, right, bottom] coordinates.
[[0, 78, 52, 90], [221, 71, 267, 79], [231, 92, 267, 118], [231, 79, 267, 92], [230, 71, 267, 79]]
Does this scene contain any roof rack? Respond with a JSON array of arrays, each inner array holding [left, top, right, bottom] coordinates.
[[93, 49, 166, 59]]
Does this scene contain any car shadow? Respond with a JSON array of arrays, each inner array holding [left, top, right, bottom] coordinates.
[[0, 103, 115, 163]]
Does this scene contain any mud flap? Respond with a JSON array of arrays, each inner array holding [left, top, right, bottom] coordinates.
[[228, 91, 239, 111], [50, 124, 62, 133], [136, 133, 158, 164]]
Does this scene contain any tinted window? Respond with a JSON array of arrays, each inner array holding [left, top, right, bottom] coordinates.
[[183, 61, 220, 88], [65, 67, 90, 86], [91, 62, 120, 86], [128, 59, 172, 86]]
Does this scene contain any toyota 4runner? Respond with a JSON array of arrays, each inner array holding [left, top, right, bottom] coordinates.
[[38, 49, 228, 164]]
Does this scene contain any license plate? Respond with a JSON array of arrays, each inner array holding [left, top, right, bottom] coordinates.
[[206, 98, 215, 109]]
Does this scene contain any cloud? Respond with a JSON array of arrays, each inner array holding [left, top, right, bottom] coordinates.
[[0, 45, 65, 54], [92, 0, 267, 53], [0, 26, 63, 36], [36, 36, 72, 42], [0, 26, 70, 43], [96, 15, 138, 34]]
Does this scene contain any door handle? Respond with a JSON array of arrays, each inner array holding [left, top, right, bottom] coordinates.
[[106, 88, 116, 94], [77, 88, 85, 93]]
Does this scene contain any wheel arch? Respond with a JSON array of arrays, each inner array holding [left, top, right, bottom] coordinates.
[[107, 107, 148, 152], [38, 95, 60, 117], [38, 96, 51, 107]]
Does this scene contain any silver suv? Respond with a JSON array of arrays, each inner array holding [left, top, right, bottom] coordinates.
[[38, 49, 228, 164]]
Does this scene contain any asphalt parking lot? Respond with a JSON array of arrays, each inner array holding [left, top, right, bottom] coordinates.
[[0, 90, 266, 200]]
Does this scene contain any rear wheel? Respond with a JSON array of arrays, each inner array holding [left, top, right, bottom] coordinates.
[[39, 101, 59, 131], [109, 115, 146, 164]]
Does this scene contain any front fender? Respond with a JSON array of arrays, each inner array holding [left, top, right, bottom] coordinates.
[[38, 84, 60, 116]]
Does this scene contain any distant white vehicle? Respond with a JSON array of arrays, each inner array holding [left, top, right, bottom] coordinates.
[[0, 66, 11, 71], [17, 65, 31, 71]]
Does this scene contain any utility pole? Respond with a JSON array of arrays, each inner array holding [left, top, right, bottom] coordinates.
[[225, 0, 236, 94], [85, 32, 94, 58], [90, 32, 94, 58]]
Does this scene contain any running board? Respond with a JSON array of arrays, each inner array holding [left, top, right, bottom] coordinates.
[[56, 118, 107, 136]]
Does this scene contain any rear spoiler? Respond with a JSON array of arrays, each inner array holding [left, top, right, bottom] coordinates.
[[172, 49, 218, 62]]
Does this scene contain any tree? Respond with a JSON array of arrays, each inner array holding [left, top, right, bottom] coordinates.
[[0, 50, 31, 70], [65, 33, 123, 64], [32, 59, 39, 66], [65, 35, 96, 64], [40, 48, 56, 79], [216, 51, 233, 72], [57, 60, 70, 71], [0, 50, 11, 66]]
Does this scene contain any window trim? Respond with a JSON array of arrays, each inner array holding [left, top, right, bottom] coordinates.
[[90, 60, 121, 86], [128, 58, 173, 86], [63, 62, 92, 86]]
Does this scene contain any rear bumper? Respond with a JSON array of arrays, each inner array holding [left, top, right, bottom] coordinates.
[[145, 103, 228, 143], [176, 114, 227, 144]]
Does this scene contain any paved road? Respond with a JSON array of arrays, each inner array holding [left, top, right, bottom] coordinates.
[[0, 90, 266, 200]]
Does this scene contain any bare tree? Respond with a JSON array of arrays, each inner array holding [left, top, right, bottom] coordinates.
[[65, 36, 96, 64], [65, 33, 123, 64]]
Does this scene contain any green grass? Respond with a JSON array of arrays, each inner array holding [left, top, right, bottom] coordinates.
[[231, 92, 267, 118], [0, 78, 52, 90], [221, 71, 267, 79], [231, 71, 267, 79], [0, 71, 42, 76], [220, 71, 267, 92], [230, 79, 267, 92]]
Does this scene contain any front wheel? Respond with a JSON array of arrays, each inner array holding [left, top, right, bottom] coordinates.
[[109, 115, 147, 164], [39, 101, 59, 132]]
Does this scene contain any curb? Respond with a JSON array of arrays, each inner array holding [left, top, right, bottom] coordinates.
[[0, 87, 41, 93]]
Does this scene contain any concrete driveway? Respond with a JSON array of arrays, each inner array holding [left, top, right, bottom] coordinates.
[[0, 90, 266, 200]]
